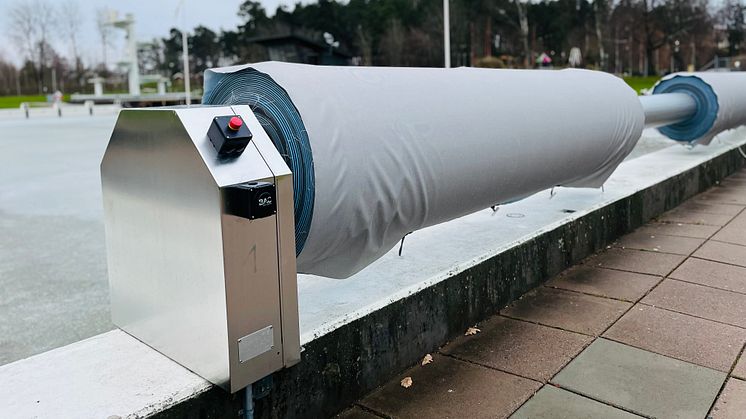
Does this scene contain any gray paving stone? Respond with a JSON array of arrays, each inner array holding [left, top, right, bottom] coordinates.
[[730, 210, 746, 221], [676, 200, 744, 216], [712, 222, 746, 247], [694, 241, 746, 268], [612, 231, 705, 255], [642, 279, 746, 328], [510, 386, 642, 419], [635, 222, 719, 239], [552, 339, 726, 419], [733, 356, 746, 380], [501, 287, 631, 336], [603, 305, 746, 372], [695, 187, 746, 206], [585, 248, 686, 276], [360, 355, 540, 419], [334, 407, 382, 419], [710, 378, 746, 419], [546, 265, 659, 302], [670, 258, 746, 294], [658, 208, 736, 226], [441, 316, 592, 382], [720, 178, 746, 189], [725, 211, 746, 231], [727, 170, 746, 180]]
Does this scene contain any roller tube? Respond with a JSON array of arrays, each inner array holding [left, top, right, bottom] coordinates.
[[640, 93, 698, 128]]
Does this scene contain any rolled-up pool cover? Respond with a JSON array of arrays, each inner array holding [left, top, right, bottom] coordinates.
[[204, 62, 644, 278], [653, 72, 746, 145]]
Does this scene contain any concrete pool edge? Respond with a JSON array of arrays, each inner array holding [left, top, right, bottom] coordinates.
[[1, 139, 744, 419]]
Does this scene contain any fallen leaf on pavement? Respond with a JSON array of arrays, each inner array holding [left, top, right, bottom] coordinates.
[[421, 354, 433, 365], [465, 326, 481, 336]]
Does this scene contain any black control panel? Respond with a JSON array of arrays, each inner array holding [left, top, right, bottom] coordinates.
[[208, 115, 253, 157], [223, 182, 277, 220]]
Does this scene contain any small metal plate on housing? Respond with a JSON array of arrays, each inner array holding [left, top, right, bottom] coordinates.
[[238, 325, 274, 363]]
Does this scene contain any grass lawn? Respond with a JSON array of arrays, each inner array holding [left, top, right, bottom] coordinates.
[[623, 76, 659, 94], [0, 95, 50, 109], [0, 95, 74, 108]]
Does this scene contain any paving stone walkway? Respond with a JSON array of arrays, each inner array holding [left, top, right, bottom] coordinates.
[[337, 168, 746, 419]]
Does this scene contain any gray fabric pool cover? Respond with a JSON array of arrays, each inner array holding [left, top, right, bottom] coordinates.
[[204, 62, 644, 278]]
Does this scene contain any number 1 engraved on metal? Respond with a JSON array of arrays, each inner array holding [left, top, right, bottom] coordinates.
[[249, 244, 257, 273]]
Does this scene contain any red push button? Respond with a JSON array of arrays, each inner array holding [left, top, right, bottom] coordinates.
[[228, 116, 243, 131], [208, 115, 253, 156]]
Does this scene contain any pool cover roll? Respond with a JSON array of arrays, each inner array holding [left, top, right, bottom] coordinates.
[[204, 62, 644, 278], [653, 72, 746, 145]]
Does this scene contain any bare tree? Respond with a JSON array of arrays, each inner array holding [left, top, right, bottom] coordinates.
[[356, 25, 373, 65], [96, 8, 114, 70], [7, 1, 38, 90], [632, 0, 712, 74], [516, 0, 531, 67], [380, 19, 405, 65], [58, 0, 83, 70], [7, 0, 57, 93], [719, 0, 745, 56], [594, 0, 609, 71], [0, 52, 21, 95]]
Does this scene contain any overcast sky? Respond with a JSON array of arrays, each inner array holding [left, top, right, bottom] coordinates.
[[0, 0, 297, 66]]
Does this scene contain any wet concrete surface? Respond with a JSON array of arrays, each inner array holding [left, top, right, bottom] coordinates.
[[0, 115, 115, 365]]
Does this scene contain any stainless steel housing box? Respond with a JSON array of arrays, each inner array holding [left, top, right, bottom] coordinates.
[[101, 105, 300, 393]]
